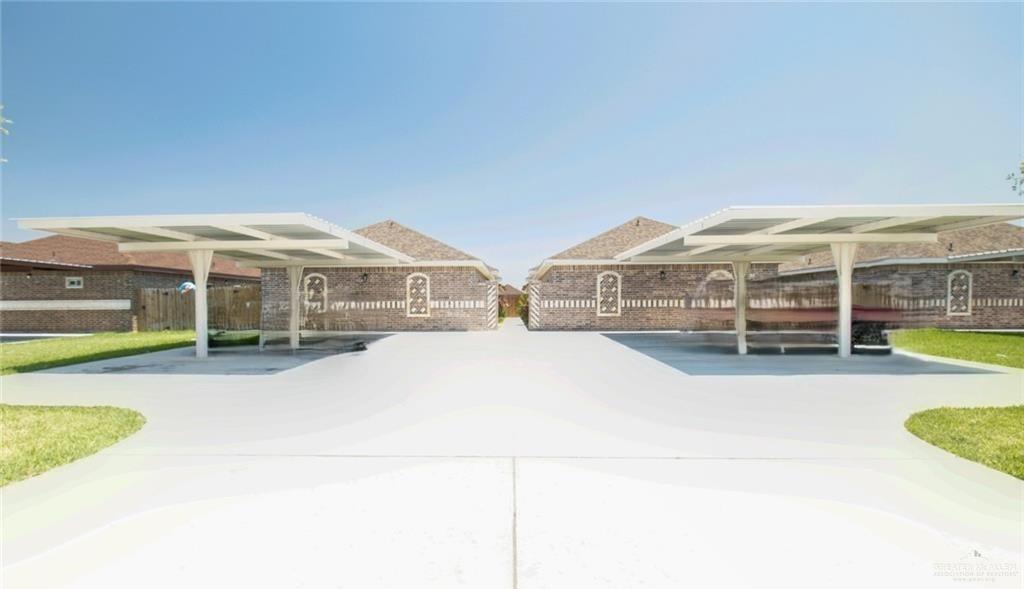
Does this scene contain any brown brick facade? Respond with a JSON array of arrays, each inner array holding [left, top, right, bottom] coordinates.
[[529, 262, 1024, 331], [0, 268, 251, 332], [767, 263, 1024, 330], [260, 266, 496, 332], [530, 264, 777, 331]]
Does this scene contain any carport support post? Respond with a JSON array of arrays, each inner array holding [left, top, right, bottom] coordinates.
[[830, 243, 858, 358], [187, 250, 214, 358], [731, 261, 750, 355], [287, 265, 304, 350]]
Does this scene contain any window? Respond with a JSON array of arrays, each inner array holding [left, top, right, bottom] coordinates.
[[596, 271, 621, 317], [65, 277, 84, 289], [406, 273, 430, 317], [947, 270, 972, 316]]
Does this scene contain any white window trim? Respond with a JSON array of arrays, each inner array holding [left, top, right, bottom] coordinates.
[[946, 269, 972, 316], [596, 270, 622, 317], [65, 276, 84, 289], [406, 272, 431, 318]]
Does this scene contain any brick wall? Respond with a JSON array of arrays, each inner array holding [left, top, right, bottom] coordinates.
[[530, 264, 777, 331], [767, 263, 1024, 330], [0, 268, 253, 333], [529, 262, 1024, 331], [261, 266, 495, 332]]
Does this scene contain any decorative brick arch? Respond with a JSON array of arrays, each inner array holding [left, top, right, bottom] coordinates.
[[597, 271, 622, 317], [947, 270, 972, 316], [406, 273, 431, 317], [303, 272, 328, 313]]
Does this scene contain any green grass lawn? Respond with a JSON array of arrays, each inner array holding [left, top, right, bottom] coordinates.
[[889, 329, 1024, 369], [0, 331, 197, 375], [906, 406, 1024, 480], [0, 404, 146, 485]]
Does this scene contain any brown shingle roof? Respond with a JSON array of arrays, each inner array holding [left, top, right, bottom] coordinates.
[[498, 283, 523, 296], [354, 220, 480, 261], [0, 235, 260, 278], [778, 222, 1024, 272], [549, 216, 678, 260]]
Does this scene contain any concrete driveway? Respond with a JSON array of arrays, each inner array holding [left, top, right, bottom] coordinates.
[[2, 319, 1022, 588]]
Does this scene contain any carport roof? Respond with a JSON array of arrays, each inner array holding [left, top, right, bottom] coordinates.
[[16, 213, 499, 279], [614, 204, 1024, 263]]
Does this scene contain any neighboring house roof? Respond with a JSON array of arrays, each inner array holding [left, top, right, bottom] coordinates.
[[549, 216, 678, 260], [0, 235, 260, 278], [777, 223, 1024, 274], [498, 284, 523, 296], [354, 220, 481, 262]]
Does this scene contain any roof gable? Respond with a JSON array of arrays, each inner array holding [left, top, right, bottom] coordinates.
[[354, 220, 480, 261], [778, 222, 1024, 272], [549, 216, 678, 260]]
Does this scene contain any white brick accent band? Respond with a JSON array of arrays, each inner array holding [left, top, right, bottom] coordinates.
[[325, 301, 405, 311], [0, 299, 132, 311], [430, 300, 486, 309]]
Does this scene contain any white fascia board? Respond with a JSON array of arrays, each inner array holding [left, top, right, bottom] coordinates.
[[776, 257, 980, 276], [236, 258, 496, 279], [683, 233, 938, 245], [721, 203, 1024, 219], [530, 256, 796, 280]]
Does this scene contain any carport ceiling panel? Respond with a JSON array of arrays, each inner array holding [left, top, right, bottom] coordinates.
[[691, 218, 795, 236]]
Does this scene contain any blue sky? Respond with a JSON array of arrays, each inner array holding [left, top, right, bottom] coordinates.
[[1, 2, 1021, 284]]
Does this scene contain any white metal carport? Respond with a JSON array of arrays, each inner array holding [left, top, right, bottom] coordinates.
[[614, 204, 1024, 357], [17, 213, 414, 357]]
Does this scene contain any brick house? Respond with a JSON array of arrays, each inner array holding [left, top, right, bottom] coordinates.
[[497, 284, 523, 316], [0, 235, 258, 333], [766, 223, 1024, 330], [260, 220, 499, 334], [527, 216, 1024, 332]]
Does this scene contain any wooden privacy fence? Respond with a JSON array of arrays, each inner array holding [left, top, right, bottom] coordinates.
[[137, 285, 261, 331]]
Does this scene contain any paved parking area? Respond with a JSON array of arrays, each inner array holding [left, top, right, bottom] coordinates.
[[2, 319, 1021, 588], [604, 332, 993, 375]]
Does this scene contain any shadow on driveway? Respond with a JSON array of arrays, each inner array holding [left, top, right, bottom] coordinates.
[[42, 335, 392, 376], [602, 332, 991, 376]]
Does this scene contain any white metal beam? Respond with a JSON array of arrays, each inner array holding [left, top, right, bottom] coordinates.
[[662, 217, 832, 259], [50, 228, 128, 242], [128, 227, 201, 241], [683, 233, 936, 246], [308, 248, 348, 260], [847, 216, 932, 234], [118, 239, 350, 252], [213, 224, 282, 240], [252, 250, 293, 260]]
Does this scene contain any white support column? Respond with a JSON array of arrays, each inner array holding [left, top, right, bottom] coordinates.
[[287, 265, 304, 350], [830, 243, 858, 358], [731, 261, 750, 355], [187, 250, 214, 358]]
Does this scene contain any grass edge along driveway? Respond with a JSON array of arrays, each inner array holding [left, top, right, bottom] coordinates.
[[0, 404, 146, 486], [0, 331, 196, 375], [889, 329, 1024, 369], [905, 405, 1024, 480]]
